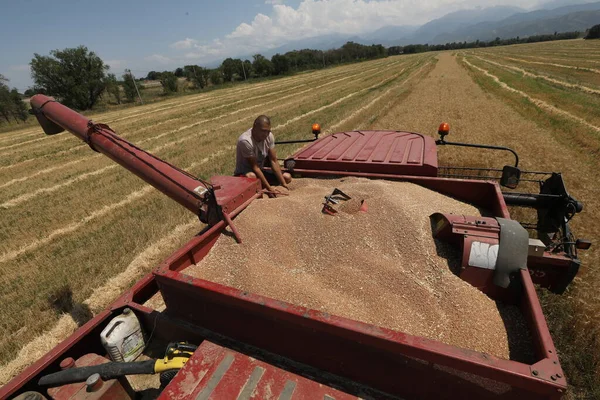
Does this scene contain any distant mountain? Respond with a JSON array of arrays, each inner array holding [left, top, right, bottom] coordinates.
[[357, 25, 419, 46], [533, 0, 598, 10], [431, 2, 600, 43], [412, 6, 525, 44], [204, 2, 600, 69], [261, 33, 359, 58]]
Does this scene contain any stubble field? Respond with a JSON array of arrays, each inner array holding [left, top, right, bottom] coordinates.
[[1, 39, 600, 397]]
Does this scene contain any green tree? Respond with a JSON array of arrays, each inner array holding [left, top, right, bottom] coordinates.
[[0, 75, 12, 123], [24, 87, 46, 97], [122, 72, 139, 102], [0, 75, 29, 124], [209, 69, 223, 85], [585, 24, 600, 39], [30, 46, 108, 110], [105, 73, 121, 104], [271, 54, 290, 75], [174, 67, 184, 77], [221, 58, 238, 82], [146, 71, 160, 80], [10, 89, 28, 122], [252, 54, 273, 77], [159, 72, 178, 94], [192, 67, 210, 89]]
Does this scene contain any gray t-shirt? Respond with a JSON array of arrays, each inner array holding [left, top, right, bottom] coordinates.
[[234, 128, 275, 175]]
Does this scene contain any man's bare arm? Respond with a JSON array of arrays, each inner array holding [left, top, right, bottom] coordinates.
[[268, 148, 289, 189], [246, 156, 272, 191]]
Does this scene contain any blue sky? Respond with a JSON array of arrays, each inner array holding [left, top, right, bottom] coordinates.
[[1, 0, 552, 91]]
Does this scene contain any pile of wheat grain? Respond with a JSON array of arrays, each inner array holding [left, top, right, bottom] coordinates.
[[186, 177, 532, 360]]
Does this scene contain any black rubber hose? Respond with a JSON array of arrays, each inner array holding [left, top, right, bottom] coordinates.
[[38, 360, 155, 387]]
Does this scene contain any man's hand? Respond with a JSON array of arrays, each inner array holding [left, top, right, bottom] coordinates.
[[265, 187, 289, 198]]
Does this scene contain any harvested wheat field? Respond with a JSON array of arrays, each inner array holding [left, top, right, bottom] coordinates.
[[0, 54, 436, 383], [3, 37, 600, 397], [367, 45, 600, 397], [186, 177, 532, 360]]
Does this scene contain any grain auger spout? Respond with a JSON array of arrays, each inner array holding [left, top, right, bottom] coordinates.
[[29, 95, 262, 243]]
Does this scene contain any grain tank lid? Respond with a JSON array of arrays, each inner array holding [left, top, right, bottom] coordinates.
[[285, 130, 438, 176]]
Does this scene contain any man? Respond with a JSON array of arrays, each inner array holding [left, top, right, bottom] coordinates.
[[234, 115, 292, 193]]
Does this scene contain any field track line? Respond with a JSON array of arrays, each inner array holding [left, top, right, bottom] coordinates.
[[0, 315, 78, 385], [0, 134, 73, 157], [0, 84, 326, 191], [0, 216, 200, 385], [326, 60, 432, 133], [487, 53, 600, 66], [498, 55, 600, 74], [462, 58, 600, 135], [0, 187, 152, 264], [1, 165, 118, 208], [0, 147, 232, 264], [0, 63, 409, 259], [0, 60, 403, 179], [474, 56, 600, 95], [0, 82, 308, 156], [0, 130, 42, 144], [0, 61, 400, 170], [0, 134, 66, 152], [85, 59, 393, 124], [0, 62, 368, 150], [87, 70, 319, 121], [84, 218, 198, 313], [0, 76, 327, 155], [0, 159, 89, 190], [104, 77, 310, 124], [275, 64, 411, 130]]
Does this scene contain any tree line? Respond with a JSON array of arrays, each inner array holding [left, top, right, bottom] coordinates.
[[2, 25, 597, 127], [2, 41, 386, 124], [388, 31, 582, 55], [585, 24, 600, 39], [0, 74, 28, 124], [144, 42, 387, 89]]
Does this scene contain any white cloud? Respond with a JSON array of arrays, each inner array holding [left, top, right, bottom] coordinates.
[[169, 0, 541, 63], [144, 54, 173, 64], [170, 38, 198, 50]]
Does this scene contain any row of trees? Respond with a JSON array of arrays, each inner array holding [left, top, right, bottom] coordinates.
[[0, 74, 28, 124], [389, 31, 582, 55], [585, 24, 600, 39], [145, 42, 388, 89]]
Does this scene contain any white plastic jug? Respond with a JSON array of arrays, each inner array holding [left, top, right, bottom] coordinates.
[[100, 308, 145, 362]]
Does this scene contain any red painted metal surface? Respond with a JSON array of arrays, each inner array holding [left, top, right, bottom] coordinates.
[[432, 213, 581, 295], [154, 263, 565, 399], [211, 176, 262, 215], [287, 131, 438, 176], [3, 99, 572, 399], [2, 173, 566, 399], [29, 94, 209, 215], [47, 354, 133, 400], [159, 341, 359, 399]]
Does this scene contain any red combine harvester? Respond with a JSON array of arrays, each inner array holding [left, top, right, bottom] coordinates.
[[3, 95, 591, 400]]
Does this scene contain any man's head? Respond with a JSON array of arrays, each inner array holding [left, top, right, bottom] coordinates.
[[251, 115, 271, 142]]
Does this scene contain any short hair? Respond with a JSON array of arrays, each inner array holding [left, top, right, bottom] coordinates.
[[254, 115, 271, 127]]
